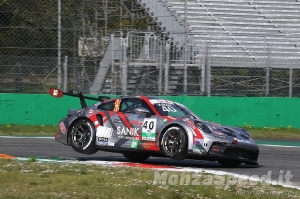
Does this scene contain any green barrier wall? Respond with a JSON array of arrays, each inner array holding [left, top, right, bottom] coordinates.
[[0, 94, 299, 128]]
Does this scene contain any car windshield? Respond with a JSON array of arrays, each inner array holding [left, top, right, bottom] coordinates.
[[174, 102, 202, 120], [150, 99, 201, 120]]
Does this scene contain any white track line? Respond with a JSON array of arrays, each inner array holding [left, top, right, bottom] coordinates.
[[258, 144, 300, 148]]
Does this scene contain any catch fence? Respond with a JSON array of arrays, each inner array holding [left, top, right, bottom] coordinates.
[[1, 0, 300, 96]]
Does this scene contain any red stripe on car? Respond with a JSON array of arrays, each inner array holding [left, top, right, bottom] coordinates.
[[140, 96, 160, 116], [117, 112, 132, 129], [89, 114, 100, 128]]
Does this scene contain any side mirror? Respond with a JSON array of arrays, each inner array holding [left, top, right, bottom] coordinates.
[[134, 107, 151, 118]]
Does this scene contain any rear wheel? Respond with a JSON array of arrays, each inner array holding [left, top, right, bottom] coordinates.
[[123, 152, 150, 162], [69, 119, 98, 154], [160, 126, 187, 160], [217, 160, 241, 167]]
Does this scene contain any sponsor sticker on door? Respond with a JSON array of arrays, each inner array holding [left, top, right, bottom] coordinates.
[[131, 140, 138, 148], [142, 118, 157, 141]]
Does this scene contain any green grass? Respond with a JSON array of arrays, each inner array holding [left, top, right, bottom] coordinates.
[[245, 127, 300, 139], [1, 124, 300, 139], [0, 124, 57, 136], [0, 159, 299, 199]]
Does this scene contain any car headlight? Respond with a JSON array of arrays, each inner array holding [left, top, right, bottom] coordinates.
[[195, 122, 204, 130], [242, 129, 252, 138], [194, 121, 211, 133]]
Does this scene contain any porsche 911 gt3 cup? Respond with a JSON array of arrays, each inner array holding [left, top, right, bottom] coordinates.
[[49, 88, 259, 167]]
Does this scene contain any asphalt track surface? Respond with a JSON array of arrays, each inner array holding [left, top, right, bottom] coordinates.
[[0, 137, 300, 187]]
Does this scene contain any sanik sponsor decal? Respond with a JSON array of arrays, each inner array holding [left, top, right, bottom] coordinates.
[[117, 127, 139, 136]]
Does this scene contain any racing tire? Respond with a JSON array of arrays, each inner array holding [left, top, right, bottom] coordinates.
[[69, 119, 98, 154], [123, 152, 150, 162], [160, 126, 187, 160], [217, 160, 241, 167]]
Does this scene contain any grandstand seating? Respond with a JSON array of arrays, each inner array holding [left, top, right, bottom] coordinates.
[[139, 0, 300, 63], [92, 0, 300, 95]]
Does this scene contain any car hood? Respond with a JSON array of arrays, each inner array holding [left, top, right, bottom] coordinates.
[[198, 120, 253, 141]]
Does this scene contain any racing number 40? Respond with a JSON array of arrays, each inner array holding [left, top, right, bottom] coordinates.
[[142, 118, 157, 141], [143, 120, 154, 130]]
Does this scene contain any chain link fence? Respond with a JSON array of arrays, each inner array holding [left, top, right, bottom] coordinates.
[[1, 0, 300, 96], [0, 0, 129, 93]]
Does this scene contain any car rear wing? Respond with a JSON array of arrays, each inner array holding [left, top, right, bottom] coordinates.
[[48, 88, 110, 108]]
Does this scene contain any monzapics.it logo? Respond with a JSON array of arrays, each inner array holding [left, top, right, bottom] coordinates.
[[153, 170, 293, 189]]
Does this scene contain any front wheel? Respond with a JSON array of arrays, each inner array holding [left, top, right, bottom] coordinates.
[[69, 119, 98, 154], [160, 126, 187, 160], [123, 152, 150, 162]]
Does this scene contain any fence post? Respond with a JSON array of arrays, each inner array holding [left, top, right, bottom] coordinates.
[[289, 67, 293, 97], [158, 35, 163, 95], [183, 0, 188, 95], [200, 36, 206, 94], [164, 39, 170, 94], [122, 37, 128, 95], [205, 39, 211, 96], [265, 41, 270, 97], [57, 0, 61, 89], [63, 56, 68, 92]]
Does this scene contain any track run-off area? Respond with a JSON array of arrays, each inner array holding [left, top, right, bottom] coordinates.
[[1, 136, 300, 190]]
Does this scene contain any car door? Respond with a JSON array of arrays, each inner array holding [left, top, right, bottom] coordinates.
[[96, 98, 144, 148], [116, 97, 160, 150]]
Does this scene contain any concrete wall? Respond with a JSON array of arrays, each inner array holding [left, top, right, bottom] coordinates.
[[0, 94, 299, 128]]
